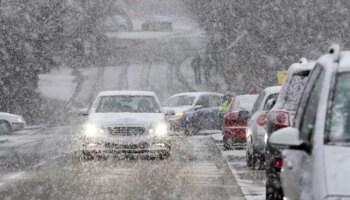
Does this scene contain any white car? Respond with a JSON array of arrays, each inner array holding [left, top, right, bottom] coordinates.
[[246, 86, 281, 169], [81, 91, 171, 159], [0, 112, 26, 134], [269, 45, 350, 200]]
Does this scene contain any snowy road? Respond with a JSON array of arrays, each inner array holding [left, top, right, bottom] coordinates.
[[0, 127, 245, 200]]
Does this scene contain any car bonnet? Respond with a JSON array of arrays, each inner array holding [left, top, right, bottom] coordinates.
[[87, 112, 165, 127]]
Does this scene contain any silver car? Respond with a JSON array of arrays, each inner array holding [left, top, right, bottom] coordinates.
[[246, 86, 281, 169]]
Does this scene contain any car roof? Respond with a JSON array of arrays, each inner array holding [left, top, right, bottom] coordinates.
[[317, 50, 350, 73], [263, 86, 281, 94], [168, 92, 223, 99], [97, 90, 156, 97]]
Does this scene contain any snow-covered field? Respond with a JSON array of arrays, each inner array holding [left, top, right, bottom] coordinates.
[[211, 133, 266, 200]]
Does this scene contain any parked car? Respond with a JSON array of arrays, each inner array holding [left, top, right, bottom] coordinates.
[[80, 91, 171, 160], [0, 112, 26, 134], [265, 58, 315, 200], [162, 92, 223, 134], [103, 15, 133, 32], [246, 86, 281, 169], [142, 20, 172, 32], [269, 45, 350, 200], [223, 94, 258, 149]]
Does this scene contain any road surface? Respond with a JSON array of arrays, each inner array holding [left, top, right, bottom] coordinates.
[[0, 127, 245, 200]]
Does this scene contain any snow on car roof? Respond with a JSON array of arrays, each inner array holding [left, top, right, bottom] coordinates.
[[264, 86, 281, 94], [97, 90, 157, 97], [338, 51, 350, 72], [168, 92, 223, 98]]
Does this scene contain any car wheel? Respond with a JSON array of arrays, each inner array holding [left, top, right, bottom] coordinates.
[[246, 150, 252, 167], [0, 120, 12, 135], [223, 140, 232, 150], [159, 151, 170, 160], [266, 176, 283, 200], [82, 150, 94, 161]]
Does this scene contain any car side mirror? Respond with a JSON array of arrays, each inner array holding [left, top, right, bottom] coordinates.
[[266, 99, 276, 110], [165, 109, 175, 116], [269, 127, 307, 151], [194, 105, 203, 110], [78, 108, 89, 116], [238, 110, 250, 118]]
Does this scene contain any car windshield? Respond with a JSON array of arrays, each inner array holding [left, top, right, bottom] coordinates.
[[282, 71, 310, 111], [96, 95, 161, 113], [232, 95, 258, 112], [163, 95, 195, 107], [328, 73, 350, 143]]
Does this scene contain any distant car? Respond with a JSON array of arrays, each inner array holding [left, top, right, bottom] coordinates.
[[246, 86, 281, 169], [103, 15, 133, 32], [265, 58, 315, 200], [163, 92, 223, 135], [269, 45, 350, 200], [142, 20, 172, 32], [80, 91, 171, 160], [0, 112, 26, 134], [223, 94, 258, 149]]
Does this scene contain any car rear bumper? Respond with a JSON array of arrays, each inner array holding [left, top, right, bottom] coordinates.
[[223, 127, 246, 142]]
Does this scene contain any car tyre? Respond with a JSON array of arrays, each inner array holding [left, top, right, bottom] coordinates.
[[159, 151, 170, 160], [266, 176, 283, 200], [0, 120, 12, 135], [223, 140, 232, 150], [246, 150, 252, 167], [82, 150, 94, 161]]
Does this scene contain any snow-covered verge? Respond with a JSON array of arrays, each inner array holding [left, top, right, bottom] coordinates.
[[211, 133, 266, 200], [38, 67, 77, 102]]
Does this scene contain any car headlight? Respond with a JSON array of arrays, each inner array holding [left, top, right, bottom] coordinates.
[[148, 122, 168, 137], [17, 117, 25, 123], [175, 112, 184, 117], [82, 123, 104, 137]]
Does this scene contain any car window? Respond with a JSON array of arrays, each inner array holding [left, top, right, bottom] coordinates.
[[298, 68, 324, 143], [208, 95, 222, 107], [95, 95, 161, 113], [263, 93, 279, 110], [251, 91, 265, 113], [282, 70, 310, 111], [232, 95, 257, 112], [196, 95, 210, 108], [163, 95, 195, 107], [328, 72, 350, 142]]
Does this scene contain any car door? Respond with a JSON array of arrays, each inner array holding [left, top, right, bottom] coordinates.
[[282, 66, 324, 200]]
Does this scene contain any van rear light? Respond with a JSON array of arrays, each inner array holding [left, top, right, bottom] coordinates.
[[256, 113, 267, 126], [268, 109, 290, 127], [273, 158, 283, 169]]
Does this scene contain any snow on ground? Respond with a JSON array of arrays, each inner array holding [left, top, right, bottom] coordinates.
[[211, 133, 266, 200], [74, 67, 101, 106], [38, 67, 77, 102]]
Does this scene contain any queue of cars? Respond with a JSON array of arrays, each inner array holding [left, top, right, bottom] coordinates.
[[269, 45, 350, 200], [64, 44, 350, 199]]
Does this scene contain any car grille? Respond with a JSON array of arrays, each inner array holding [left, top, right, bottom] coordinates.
[[107, 126, 146, 136]]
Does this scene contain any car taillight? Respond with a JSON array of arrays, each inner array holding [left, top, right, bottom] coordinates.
[[256, 113, 267, 126], [273, 158, 283, 169], [269, 109, 289, 127]]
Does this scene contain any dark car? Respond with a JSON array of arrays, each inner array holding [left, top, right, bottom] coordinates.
[[163, 92, 223, 134], [265, 58, 315, 200]]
